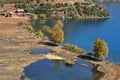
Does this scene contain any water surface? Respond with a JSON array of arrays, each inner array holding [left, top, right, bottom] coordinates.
[[43, 3, 120, 64], [24, 60, 96, 80], [24, 3, 120, 80]]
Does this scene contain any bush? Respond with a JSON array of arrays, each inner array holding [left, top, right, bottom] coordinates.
[[35, 29, 48, 40], [43, 36, 48, 40], [36, 30, 44, 38], [26, 25, 34, 32], [27, 51, 32, 55], [64, 43, 85, 54], [65, 59, 75, 66], [39, 14, 46, 19], [30, 13, 35, 20]]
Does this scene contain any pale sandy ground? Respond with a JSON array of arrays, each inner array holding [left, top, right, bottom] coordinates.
[[0, 16, 120, 80]]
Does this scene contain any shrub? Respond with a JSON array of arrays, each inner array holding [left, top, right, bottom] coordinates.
[[26, 25, 34, 32], [39, 14, 46, 19], [65, 59, 75, 66], [30, 13, 35, 20], [36, 30, 44, 38], [43, 36, 48, 40], [64, 43, 85, 54]]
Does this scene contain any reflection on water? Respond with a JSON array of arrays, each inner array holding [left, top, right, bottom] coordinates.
[[24, 59, 96, 80], [53, 60, 75, 71]]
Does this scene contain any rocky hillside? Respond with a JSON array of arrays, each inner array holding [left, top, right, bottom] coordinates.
[[15, 1, 110, 19], [0, 0, 84, 4], [38, 0, 85, 4], [0, 0, 110, 19]]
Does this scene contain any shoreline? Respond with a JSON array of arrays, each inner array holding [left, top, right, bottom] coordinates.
[[66, 16, 111, 19], [48, 15, 111, 20], [0, 17, 120, 80]]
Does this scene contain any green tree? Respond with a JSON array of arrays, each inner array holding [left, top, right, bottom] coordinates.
[[93, 38, 109, 60], [51, 28, 64, 45]]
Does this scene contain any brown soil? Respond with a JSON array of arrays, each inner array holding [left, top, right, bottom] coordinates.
[[97, 62, 120, 80]]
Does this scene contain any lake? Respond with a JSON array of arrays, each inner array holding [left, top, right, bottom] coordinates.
[[25, 3, 120, 80], [24, 59, 100, 80], [43, 3, 120, 64]]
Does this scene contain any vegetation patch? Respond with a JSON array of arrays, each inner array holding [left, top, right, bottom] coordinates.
[[42, 20, 64, 45], [14, 2, 110, 19], [26, 24, 34, 33], [65, 59, 75, 66], [64, 43, 85, 54]]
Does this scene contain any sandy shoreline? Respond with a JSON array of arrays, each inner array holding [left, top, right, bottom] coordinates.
[[0, 17, 120, 80]]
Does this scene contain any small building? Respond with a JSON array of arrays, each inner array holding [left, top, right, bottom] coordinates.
[[15, 9, 31, 16], [0, 12, 13, 17], [15, 9, 25, 16]]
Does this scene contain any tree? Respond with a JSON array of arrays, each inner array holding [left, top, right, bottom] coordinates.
[[51, 28, 64, 45], [52, 20, 63, 31], [93, 38, 109, 60]]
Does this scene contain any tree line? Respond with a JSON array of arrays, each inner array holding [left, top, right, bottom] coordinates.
[[27, 19, 109, 61], [0, 0, 32, 4]]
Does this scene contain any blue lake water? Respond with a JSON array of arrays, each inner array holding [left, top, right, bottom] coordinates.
[[44, 3, 120, 64], [24, 60, 97, 80], [25, 3, 120, 80]]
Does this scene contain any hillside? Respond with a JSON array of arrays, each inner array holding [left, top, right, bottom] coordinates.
[[38, 0, 85, 4], [0, 0, 110, 19], [15, 1, 110, 19], [0, 0, 84, 4]]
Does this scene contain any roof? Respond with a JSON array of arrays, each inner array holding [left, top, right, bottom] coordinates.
[[0, 12, 13, 15], [16, 9, 24, 12]]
